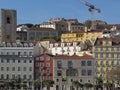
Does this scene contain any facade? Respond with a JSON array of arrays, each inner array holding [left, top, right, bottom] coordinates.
[[49, 42, 82, 56], [34, 53, 54, 80], [53, 54, 95, 90], [0, 9, 17, 43], [61, 30, 103, 44], [27, 27, 58, 42], [0, 42, 34, 89], [93, 37, 120, 83], [39, 18, 68, 36]]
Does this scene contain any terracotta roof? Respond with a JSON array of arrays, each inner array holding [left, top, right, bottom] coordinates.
[[54, 54, 93, 60]]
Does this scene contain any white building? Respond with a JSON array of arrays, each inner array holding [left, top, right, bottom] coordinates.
[[0, 42, 34, 89], [49, 42, 83, 56]]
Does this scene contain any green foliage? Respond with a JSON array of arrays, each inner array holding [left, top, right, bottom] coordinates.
[[33, 79, 41, 88], [72, 80, 83, 90], [43, 80, 54, 90], [95, 77, 103, 89], [84, 20, 92, 29], [84, 83, 93, 89]]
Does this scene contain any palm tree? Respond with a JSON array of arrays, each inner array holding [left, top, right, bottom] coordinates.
[[43, 80, 54, 90], [84, 83, 93, 90], [72, 80, 83, 90]]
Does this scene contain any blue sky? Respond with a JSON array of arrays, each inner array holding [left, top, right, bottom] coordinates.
[[0, 0, 120, 24]]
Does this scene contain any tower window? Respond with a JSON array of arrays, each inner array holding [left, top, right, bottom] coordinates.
[[7, 17, 10, 24]]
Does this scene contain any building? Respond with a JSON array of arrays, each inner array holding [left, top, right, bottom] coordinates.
[[53, 54, 95, 90], [0, 9, 17, 43], [39, 18, 68, 36], [66, 19, 84, 31], [93, 37, 120, 83], [61, 30, 103, 44], [27, 27, 58, 42], [34, 53, 54, 80], [49, 42, 91, 56], [0, 42, 34, 89]]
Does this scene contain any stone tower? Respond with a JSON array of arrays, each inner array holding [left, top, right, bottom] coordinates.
[[0, 9, 17, 43]]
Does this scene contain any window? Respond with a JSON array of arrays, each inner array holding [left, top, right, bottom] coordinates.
[[40, 56, 44, 61], [7, 16, 10, 23], [57, 70, 62, 76], [46, 69, 50, 75], [7, 67, 9, 71], [18, 67, 21, 71], [12, 52, 15, 55], [6, 52, 9, 55], [95, 53, 98, 59], [87, 70, 92, 76], [18, 60, 20, 63], [1, 67, 4, 71], [1, 59, 3, 63], [12, 59, 15, 63], [18, 74, 21, 79], [6, 74, 9, 79], [106, 53, 109, 58], [87, 61, 92, 66], [46, 62, 50, 67], [29, 67, 32, 71], [57, 61, 62, 68], [23, 75, 26, 79], [81, 70, 86, 76], [23, 67, 26, 71], [100, 53, 103, 59], [1, 74, 4, 79], [81, 61, 86, 66], [29, 75, 32, 79], [66, 68, 78, 76], [46, 56, 50, 61], [12, 74, 15, 79], [29, 52, 32, 56], [7, 59, 10, 63], [12, 67, 15, 71], [24, 60, 26, 63], [29, 60, 32, 63], [68, 61, 73, 68]]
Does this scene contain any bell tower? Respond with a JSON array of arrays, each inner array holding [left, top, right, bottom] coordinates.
[[0, 9, 17, 43]]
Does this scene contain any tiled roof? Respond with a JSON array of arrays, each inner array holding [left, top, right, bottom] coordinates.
[[54, 54, 93, 59]]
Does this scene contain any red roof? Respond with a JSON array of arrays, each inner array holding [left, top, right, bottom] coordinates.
[[54, 54, 93, 60]]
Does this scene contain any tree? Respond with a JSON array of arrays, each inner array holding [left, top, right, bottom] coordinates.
[[43, 80, 54, 90], [84, 83, 93, 90], [33, 79, 41, 90], [84, 20, 92, 29], [72, 80, 83, 90], [104, 82, 113, 90], [95, 77, 103, 90], [107, 66, 120, 87]]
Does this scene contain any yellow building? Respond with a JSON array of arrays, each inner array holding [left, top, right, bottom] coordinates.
[[61, 30, 103, 44], [93, 37, 120, 83]]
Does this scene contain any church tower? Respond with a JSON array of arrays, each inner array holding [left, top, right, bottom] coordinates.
[[0, 9, 17, 43]]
